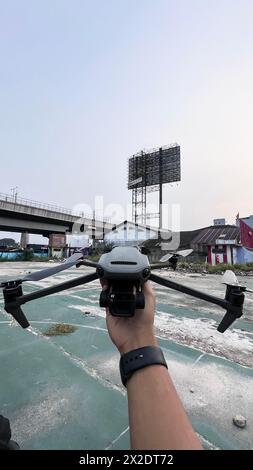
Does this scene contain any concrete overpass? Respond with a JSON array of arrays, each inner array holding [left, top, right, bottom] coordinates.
[[0, 193, 113, 240]]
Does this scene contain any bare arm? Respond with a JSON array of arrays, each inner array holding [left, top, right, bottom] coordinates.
[[127, 364, 202, 449], [104, 281, 202, 450]]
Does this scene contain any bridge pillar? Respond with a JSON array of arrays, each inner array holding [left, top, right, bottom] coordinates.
[[20, 232, 29, 249]]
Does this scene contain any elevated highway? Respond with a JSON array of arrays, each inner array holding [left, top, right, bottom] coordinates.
[[0, 193, 113, 239]]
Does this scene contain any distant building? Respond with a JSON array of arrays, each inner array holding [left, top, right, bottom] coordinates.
[[213, 218, 226, 226], [142, 228, 203, 262], [191, 225, 240, 265], [0, 238, 16, 247], [27, 244, 49, 258], [103, 218, 253, 266], [49, 233, 66, 258], [104, 220, 158, 246]]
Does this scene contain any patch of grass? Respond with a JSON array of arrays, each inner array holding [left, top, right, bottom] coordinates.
[[44, 323, 77, 336], [33, 256, 49, 261], [178, 261, 207, 272], [173, 261, 253, 274], [207, 263, 234, 274], [206, 263, 253, 274], [235, 263, 253, 271]]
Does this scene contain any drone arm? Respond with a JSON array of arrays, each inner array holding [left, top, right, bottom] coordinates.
[[5, 272, 98, 310], [150, 273, 245, 332], [150, 263, 170, 270], [150, 273, 232, 311], [76, 260, 98, 268]]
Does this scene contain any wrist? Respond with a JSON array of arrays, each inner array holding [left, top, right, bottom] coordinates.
[[119, 332, 157, 355]]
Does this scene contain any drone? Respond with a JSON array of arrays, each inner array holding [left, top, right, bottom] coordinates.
[[0, 246, 251, 333]]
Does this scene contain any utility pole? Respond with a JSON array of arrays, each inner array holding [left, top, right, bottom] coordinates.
[[11, 186, 18, 202], [92, 209, 96, 248], [159, 148, 163, 229]]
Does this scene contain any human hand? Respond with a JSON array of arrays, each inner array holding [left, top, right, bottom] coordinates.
[[101, 281, 157, 355]]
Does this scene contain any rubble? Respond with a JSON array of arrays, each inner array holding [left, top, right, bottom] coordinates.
[[232, 415, 247, 429]]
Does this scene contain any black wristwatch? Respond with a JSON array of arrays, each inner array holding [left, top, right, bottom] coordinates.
[[119, 346, 167, 387]]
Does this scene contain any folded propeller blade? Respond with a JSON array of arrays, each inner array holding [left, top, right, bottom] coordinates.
[[159, 253, 173, 262], [22, 252, 84, 282], [221, 269, 253, 293], [221, 270, 239, 286]]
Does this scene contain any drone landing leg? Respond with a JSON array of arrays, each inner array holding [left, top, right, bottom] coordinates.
[[4, 272, 98, 328]]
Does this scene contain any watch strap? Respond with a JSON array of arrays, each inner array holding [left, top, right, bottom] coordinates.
[[119, 346, 167, 387]]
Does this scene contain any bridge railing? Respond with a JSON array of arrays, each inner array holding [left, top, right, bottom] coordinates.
[[0, 192, 111, 223]]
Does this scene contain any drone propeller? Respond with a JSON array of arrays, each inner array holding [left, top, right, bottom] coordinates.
[[0, 251, 86, 328], [245, 287, 253, 293], [159, 253, 174, 262], [0, 251, 84, 288], [221, 269, 253, 293], [159, 248, 193, 263], [221, 270, 239, 286], [23, 252, 84, 281], [176, 249, 193, 257]]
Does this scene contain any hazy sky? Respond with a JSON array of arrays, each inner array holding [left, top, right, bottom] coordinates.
[[0, 0, 253, 241]]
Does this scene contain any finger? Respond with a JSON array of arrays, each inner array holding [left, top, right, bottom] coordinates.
[[100, 279, 108, 290], [143, 280, 154, 296], [99, 280, 109, 314]]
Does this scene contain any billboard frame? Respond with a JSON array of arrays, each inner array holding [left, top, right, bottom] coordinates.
[[128, 144, 181, 227]]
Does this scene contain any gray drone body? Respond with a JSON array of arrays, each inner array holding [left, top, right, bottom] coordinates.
[[97, 246, 151, 282], [97, 247, 150, 317]]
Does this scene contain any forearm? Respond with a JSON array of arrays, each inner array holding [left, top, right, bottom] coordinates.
[[105, 279, 201, 450], [127, 364, 202, 450]]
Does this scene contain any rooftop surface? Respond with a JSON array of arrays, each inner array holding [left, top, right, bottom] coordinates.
[[192, 225, 240, 245]]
